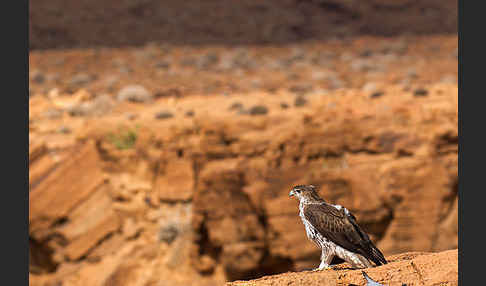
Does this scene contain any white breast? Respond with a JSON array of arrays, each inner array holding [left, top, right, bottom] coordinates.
[[299, 203, 333, 249]]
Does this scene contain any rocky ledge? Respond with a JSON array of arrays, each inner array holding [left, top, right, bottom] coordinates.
[[227, 249, 458, 286]]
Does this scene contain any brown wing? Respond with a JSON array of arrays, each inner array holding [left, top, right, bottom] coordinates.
[[303, 203, 387, 266]]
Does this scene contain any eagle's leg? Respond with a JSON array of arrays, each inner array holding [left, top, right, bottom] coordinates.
[[314, 249, 335, 271]]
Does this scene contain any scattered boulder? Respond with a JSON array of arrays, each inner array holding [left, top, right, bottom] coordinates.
[[43, 108, 63, 119], [362, 82, 378, 93], [117, 85, 153, 103], [288, 84, 313, 95], [67, 94, 114, 117], [294, 95, 308, 107], [248, 105, 268, 116], [185, 110, 195, 117], [154, 111, 174, 120], [158, 224, 179, 244], [229, 102, 244, 111], [370, 91, 385, 98], [414, 87, 429, 97], [69, 73, 95, 87], [30, 70, 45, 84]]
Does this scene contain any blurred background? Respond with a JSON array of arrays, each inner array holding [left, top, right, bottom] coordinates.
[[29, 0, 458, 285]]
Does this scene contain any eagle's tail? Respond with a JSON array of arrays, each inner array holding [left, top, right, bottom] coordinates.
[[368, 243, 387, 266]]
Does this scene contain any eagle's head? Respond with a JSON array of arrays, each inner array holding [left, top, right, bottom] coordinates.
[[289, 184, 323, 203]]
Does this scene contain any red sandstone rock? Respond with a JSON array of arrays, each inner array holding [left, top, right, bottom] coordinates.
[[227, 249, 458, 286]]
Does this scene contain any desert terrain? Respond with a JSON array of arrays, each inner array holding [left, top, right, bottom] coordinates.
[[29, 1, 458, 285]]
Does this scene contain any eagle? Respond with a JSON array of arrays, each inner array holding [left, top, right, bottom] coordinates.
[[289, 184, 387, 270]]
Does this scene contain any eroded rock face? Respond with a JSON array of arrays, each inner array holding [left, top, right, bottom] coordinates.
[[191, 159, 267, 280], [184, 86, 458, 275], [29, 82, 457, 285]]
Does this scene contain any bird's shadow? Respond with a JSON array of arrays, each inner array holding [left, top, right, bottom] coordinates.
[[303, 266, 360, 272], [332, 266, 356, 271]]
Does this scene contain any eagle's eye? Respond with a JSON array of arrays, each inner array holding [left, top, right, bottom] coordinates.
[[295, 189, 301, 193]]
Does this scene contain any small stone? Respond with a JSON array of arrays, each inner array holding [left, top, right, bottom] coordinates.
[[362, 82, 378, 93], [69, 73, 94, 87], [294, 95, 308, 107], [30, 70, 45, 84], [117, 85, 153, 103], [185, 110, 195, 117], [267, 87, 278, 94], [68, 94, 114, 117], [158, 225, 179, 244], [155, 88, 182, 98], [47, 88, 60, 98], [44, 108, 63, 119], [155, 111, 174, 120], [413, 88, 429, 97], [229, 102, 244, 111], [67, 105, 86, 117], [289, 85, 313, 95], [73, 89, 94, 102], [280, 102, 289, 109], [370, 91, 385, 98], [248, 105, 268, 115], [351, 59, 376, 72]]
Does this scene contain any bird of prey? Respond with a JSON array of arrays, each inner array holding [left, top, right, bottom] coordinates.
[[289, 184, 388, 270], [362, 271, 386, 286]]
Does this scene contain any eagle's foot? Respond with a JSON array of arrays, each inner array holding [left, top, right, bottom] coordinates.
[[313, 264, 332, 271]]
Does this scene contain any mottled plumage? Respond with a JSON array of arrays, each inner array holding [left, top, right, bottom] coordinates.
[[289, 185, 387, 270]]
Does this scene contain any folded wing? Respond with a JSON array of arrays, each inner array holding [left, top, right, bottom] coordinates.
[[303, 203, 387, 266]]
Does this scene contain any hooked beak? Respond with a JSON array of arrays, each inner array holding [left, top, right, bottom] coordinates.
[[289, 190, 295, 197]]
